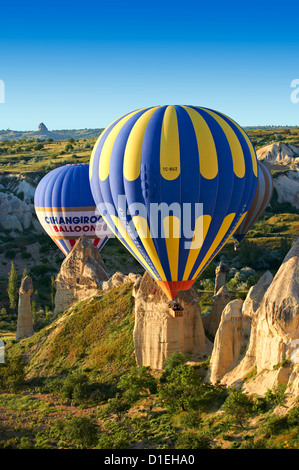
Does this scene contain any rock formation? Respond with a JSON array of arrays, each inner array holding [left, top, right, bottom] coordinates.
[[272, 171, 299, 210], [102, 271, 142, 293], [256, 142, 299, 209], [207, 239, 299, 402], [207, 286, 231, 338], [214, 261, 229, 294], [202, 261, 230, 338], [133, 272, 212, 370], [0, 192, 34, 232], [257, 142, 299, 166], [16, 276, 34, 340], [38, 122, 48, 133], [54, 235, 109, 315]]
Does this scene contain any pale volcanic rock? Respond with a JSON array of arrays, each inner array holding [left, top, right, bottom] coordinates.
[[207, 299, 243, 383], [102, 271, 142, 293], [257, 142, 299, 166], [54, 235, 109, 315], [16, 276, 34, 340], [133, 272, 211, 370], [208, 239, 299, 401]]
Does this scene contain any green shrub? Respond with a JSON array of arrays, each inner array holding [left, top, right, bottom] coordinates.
[[261, 414, 288, 437], [287, 406, 299, 427], [5, 249, 17, 259], [158, 364, 216, 413], [117, 366, 157, 404], [54, 416, 99, 448], [175, 430, 212, 449], [0, 353, 26, 392], [222, 387, 254, 428], [179, 410, 202, 429]]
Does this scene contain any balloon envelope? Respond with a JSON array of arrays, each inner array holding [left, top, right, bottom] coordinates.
[[89, 105, 258, 299], [233, 161, 274, 244], [34, 163, 112, 256]]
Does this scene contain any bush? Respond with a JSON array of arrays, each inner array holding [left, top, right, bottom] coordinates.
[[34, 144, 44, 151], [117, 366, 157, 404], [261, 414, 287, 437], [160, 352, 189, 383], [175, 430, 212, 449], [179, 410, 202, 429], [287, 406, 299, 427], [158, 364, 216, 413], [222, 387, 253, 428], [54, 416, 99, 448], [0, 353, 26, 392]]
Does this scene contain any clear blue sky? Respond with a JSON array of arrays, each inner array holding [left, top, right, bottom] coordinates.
[[0, 0, 298, 131]]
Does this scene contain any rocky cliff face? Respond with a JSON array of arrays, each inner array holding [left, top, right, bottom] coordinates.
[[54, 235, 109, 315], [257, 142, 299, 209], [257, 142, 299, 166], [0, 175, 41, 233], [207, 239, 299, 403], [133, 272, 212, 370]]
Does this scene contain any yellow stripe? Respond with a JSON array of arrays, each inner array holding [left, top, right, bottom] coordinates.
[[163, 216, 180, 280], [192, 211, 247, 279], [160, 105, 180, 180], [182, 214, 211, 280], [192, 213, 235, 279], [99, 109, 145, 181], [124, 107, 160, 181], [199, 108, 245, 179], [89, 114, 128, 180], [223, 116, 258, 177], [110, 214, 158, 280], [132, 215, 166, 281], [182, 106, 218, 179]]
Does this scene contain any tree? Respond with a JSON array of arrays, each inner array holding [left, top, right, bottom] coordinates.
[[158, 364, 210, 413], [7, 262, 18, 310], [222, 387, 253, 428], [22, 268, 29, 279], [117, 366, 157, 404]]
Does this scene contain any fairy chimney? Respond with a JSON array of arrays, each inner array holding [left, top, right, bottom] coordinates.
[[16, 276, 34, 340]]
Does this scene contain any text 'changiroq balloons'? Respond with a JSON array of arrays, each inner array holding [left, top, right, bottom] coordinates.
[[89, 105, 258, 299], [34, 163, 112, 256]]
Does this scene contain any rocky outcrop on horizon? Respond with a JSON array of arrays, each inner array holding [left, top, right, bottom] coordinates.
[[54, 235, 109, 316], [207, 239, 299, 404], [133, 272, 212, 370]]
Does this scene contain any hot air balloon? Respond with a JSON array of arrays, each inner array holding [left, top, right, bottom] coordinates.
[[34, 163, 112, 256], [89, 105, 258, 300], [233, 160, 274, 250]]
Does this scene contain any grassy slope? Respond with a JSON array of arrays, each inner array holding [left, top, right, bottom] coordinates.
[[10, 282, 136, 384]]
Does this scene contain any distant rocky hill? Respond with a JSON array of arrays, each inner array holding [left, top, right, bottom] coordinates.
[[257, 142, 299, 167], [0, 123, 103, 142], [257, 143, 299, 210]]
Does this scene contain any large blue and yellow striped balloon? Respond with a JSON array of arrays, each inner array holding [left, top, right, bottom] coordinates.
[[34, 163, 111, 256], [89, 105, 258, 299]]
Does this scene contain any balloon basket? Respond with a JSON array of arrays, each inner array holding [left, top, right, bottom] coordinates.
[[169, 309, 184, 318]]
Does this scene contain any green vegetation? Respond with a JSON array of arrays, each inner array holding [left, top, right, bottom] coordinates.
[[0, 128, 298, 449], [7, 262, 18, 311]]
